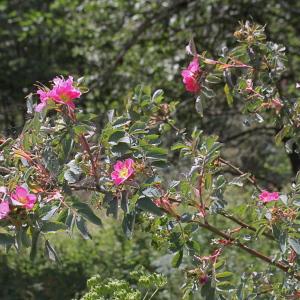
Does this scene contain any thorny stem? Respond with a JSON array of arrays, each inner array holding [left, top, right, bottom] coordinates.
[[219, 157, 263, 192], [192, 219, 300, 280], [69, 184, 108, 194], [220, 210, 274, 241], [198, 159, 207, 222], [168, 197, 275, 241]]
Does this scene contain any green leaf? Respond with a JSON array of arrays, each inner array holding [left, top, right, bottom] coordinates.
[[215, 259, 225, 269], [186, 240, 201, 253], [72, 202, 102, 226], [64, 160, 82, 184], [108, 131, 126, 145], [112, 117, 131, 128], [195, 96, 203, 117], [216, 281, 235, 291], [150, 160, 168, 168], [0, 233, 14, 247], [152, 89, 164, 103], [42, 146, 61, 176], [30, 230, 40, 261], [171, 142, 187, 151], [289, 238, 300, 255], [57, 208, 68, 223], [142, 187, 162, 198], [137, 197, 163, 216], [111, 142, 130, 157], [172, 249, 183, 268], [205, 173, 212, 190], [44, 240, 60, 262], [41, 221, 67, 233], [224, 83, 233, 106], [104, 194, 118, 219], [184, 223, 198, 234], [201, 278, 215, 299], [146, 146, 168, 156], [216, 272, 233, 280], [202, 86, 216, 98], [129, 121, 147, 134], [275, 126, 291, 145], [40, 206, 59, 221], [121, 190, 129, 213], [76, 217, 92, 240], [205, 74, 222, 84], [16, 227, 30, 249], [122, 212, 136, 239]]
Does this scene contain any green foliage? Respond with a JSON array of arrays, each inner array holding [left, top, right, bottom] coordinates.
[[81, 269, 167, 300], [0, 223, 172, 300]]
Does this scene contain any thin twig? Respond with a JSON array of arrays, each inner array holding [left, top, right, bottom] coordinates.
[[219, 157, 263, 192], [192, 220, 299, 280], [168, 197, 274, 241]]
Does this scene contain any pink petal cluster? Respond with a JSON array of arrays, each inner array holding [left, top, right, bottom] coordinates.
[[111, 159, 135, 186], [36, 76, 81, 112], [0, 202, 10, 220], [0, 187, 10, 220], [11, 186, 37, 210], [181, 57, 202, 93], [259, 190, 279, 203]]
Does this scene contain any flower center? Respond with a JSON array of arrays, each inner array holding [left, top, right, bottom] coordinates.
[[60, 94, 69, 102], [119, 167, 129, 179], [17, 196, 27, 204]]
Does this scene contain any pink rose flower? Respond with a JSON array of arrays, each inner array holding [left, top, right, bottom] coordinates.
[[11, 186, 37, 210], [259, 190, 279, 203], [111, 159, 135, 186], [36, 76, 81, 112], [181, 57, 202, 93], [51, 76, 81, 109], [0, 201, 10, 220]]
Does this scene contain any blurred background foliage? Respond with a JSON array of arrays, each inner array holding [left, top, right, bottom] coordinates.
[[1, 0, 300, 298]]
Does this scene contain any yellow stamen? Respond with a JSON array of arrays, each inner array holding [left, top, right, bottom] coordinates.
[[119, 167, 128, 178]]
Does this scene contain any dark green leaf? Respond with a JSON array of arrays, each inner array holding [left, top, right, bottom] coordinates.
[[41, 221, 67, 233], [44, 240, 60, 262], [76, 217, 91, 240], [72, 202, 102, 226], [0, 233, 14, 247], [172, 249, 183, 268], [289, 238, 300, 255], [122, 212, 136, 239], [137, 197, 163, 216]]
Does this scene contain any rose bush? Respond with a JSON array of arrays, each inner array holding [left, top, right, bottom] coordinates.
[[1, 22, 300, 299]]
